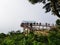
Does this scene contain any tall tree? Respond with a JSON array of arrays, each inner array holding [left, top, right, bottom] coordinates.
[[28, 0, 60, 18]]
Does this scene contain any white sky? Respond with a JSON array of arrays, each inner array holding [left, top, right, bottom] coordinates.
[[0, 0, 58, 33]]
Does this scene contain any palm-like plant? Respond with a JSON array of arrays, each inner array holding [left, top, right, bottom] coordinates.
[[29, 0, 60, 18]]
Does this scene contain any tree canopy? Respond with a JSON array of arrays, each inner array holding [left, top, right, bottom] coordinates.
[[56, 19, 60, 25], [28, 0, 60, 18], [0, 29, 60, 45]]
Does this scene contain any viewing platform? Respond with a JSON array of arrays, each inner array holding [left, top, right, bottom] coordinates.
[[20, 21, 55, 32]]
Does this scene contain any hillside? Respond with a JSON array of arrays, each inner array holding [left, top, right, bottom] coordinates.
[[0, 27, 60, 45], [0, 19, 60, 45]]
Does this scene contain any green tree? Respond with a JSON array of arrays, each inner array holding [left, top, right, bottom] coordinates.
[[56, 19, 60, 29], [1, 29, 60, 45], [28, 0, 60, 18], [56, 19, 60, 25], [0, 33, 6, 45]]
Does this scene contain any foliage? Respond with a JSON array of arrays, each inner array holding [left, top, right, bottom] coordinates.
[[28, 0, 60, 18], [0, 28, 60, 45], [56, 19, 60, 29], [56, 19, 60, 25]]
